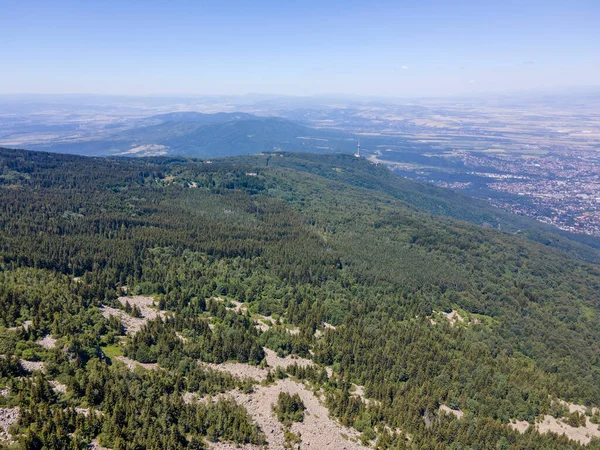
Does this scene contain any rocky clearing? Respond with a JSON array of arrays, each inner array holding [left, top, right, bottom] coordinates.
[[0, 407, 19, 444], [205, 378, 369, 450], [439, 404, 464, 419], [100, 295, 165, 334], [201, 348, 314, 382], [19, 359, 46, 372], [38, 334, 58, 349], [7, 320, 32, 332], [509, 400, 600, 445], [195, 347, 370, 450]]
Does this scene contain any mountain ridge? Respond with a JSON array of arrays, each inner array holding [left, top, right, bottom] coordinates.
[[2, 147, 600, 448], [27, 112, 352, 158]]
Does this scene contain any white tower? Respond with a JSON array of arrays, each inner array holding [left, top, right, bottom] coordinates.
[[355, 139, 361, 158]]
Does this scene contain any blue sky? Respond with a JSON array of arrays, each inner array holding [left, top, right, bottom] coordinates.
[[1, 0, 599, 97]]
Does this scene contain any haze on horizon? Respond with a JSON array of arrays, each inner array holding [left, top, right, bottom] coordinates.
[[1, 0, 599, 98]]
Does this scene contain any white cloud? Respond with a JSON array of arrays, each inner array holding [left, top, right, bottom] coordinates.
[[401, 65, 408, 70]]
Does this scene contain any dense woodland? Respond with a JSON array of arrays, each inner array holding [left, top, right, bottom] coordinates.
[[2, 148, 600, 448]]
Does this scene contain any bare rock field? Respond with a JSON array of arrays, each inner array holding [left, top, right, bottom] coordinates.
[[88, 438, 111, 450], [263, 348, 313, 370], [508, 400, 600, 445], [7, 320, 32, 332], [439, 404, 464, 419], [19, 359, 46, 373], [201, 360, 268, 382], [202, 348, 314, 383], [441, 310, 464, 326], [50, 380, 67, 394], [38, 334, 58, 349], [100, 296, 165, 335], [199, 349, 369, 450], [208, 378, 368, 450], [0, 407, 19, 444], [207, 443, 262, 450]]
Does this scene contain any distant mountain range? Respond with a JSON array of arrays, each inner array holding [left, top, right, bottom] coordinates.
[[28, 112, 356, 158]]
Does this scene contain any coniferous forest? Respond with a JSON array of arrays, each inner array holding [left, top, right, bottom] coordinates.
[[2, 147, 600, 449]]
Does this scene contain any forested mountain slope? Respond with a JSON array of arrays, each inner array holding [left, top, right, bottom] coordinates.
[[1, 148, 600, 449], [28, 113, 351, 158]]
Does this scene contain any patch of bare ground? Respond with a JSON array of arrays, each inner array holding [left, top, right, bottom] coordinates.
[[100, 296, 165, 335], [202, 351, 369, 449], [0, 388, 9, 397], [202, 361, 268, 382], [287, 326, 300, 335], [508, 420, 531, 433], [439, 404, 464, 419], [88, 438, 111, 450], [508, 401, 600, 445], [350, 384, 379, 407], [38, 334, 58, 349], [207, 443, 262, 450], [200, 348, 313, 383], [183, 392, 201, 404], [263, 348, 313, 371], [441, 310, 464, 326], [254, 315, 276, 332], [19, 359, 45, 373], [7, 319, 32, 332], [76, 408, 102, 417], [225, 300, 248, 313], [558, 399, 599, 415], [50, 380, 67, 394], [0, 407, 19, 443], [430, 310, 480, 327], [114, 356, 159, 372], [315, 322, 337, 338], [537, 415, 600, 445], [207, 378, 368, 450]]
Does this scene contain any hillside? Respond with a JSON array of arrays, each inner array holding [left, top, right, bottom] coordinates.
[[28, 112, 353, 158], [2, 148, 600, 449]]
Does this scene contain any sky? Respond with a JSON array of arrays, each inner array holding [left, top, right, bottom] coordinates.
[[1, 0, 599, 97]]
